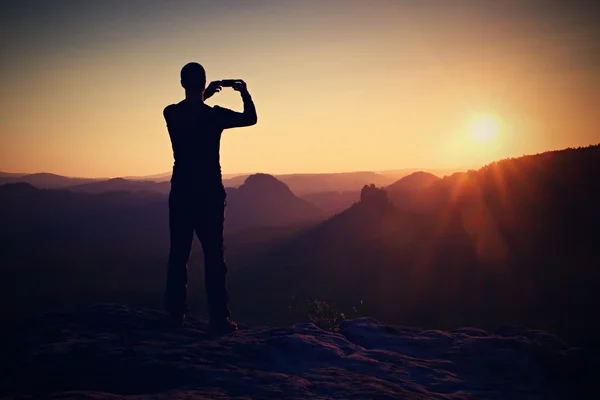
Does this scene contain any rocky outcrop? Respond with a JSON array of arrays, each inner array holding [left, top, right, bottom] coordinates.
[[4, 303, 595, 399]]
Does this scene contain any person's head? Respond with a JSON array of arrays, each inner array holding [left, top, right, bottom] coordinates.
[[180, 62, 206, 92]]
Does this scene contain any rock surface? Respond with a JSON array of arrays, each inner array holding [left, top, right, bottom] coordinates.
[[3, 303, 596, 399]]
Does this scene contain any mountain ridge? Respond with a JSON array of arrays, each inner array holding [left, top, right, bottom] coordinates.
[[233, 144, 600, 348], [225, 173, 325, 231], [0, 170, 434, 195], [0, 173, 326, 239]]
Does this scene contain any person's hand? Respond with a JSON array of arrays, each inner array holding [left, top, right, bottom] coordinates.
[[204, 81, 223, 100], [232, 80, 248, 93]]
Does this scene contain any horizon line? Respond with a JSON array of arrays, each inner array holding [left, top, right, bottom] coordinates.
[[6, 144, 596, 180], [0, 165, 477, 181]]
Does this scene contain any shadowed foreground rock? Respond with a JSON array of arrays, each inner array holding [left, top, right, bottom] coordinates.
[[4, 303, 596, 399]]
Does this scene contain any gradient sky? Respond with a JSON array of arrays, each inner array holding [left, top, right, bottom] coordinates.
[[1, 0, 599, 178]]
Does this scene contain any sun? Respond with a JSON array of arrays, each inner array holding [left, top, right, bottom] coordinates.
[[470, 115, 500, 144]]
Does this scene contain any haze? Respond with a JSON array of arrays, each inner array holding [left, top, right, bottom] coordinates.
[[1, 0, 599, 177]]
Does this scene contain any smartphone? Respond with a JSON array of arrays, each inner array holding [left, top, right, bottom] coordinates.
[[220, 79, 238, 87]]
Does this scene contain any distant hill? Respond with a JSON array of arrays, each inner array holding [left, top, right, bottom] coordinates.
[[124, 170, 397, 195], [0, 170, 396, 195], [0, 172, 100, 188], [64, 174, 334, 227], [225, 173, 325, 231], [376, 167, 467, 182], [0, 174, 325, 244], [0, 170, 458, 197], [384, 171, 442, 210], [386, 171, 440, 194], [68, 177, 170, 194]]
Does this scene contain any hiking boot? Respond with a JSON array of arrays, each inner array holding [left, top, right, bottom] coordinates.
[[168, 311, 186, 326], [166, 305, 189, 327], [209, 317, 238, 334]]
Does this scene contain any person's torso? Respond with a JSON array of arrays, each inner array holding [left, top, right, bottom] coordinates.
[[166, 100, 224, 189]]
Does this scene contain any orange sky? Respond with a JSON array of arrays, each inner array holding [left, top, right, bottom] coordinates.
[[1, 0, 599, 178]]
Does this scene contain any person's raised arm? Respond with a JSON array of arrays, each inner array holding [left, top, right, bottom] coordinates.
[[217, 80, 257, 129]]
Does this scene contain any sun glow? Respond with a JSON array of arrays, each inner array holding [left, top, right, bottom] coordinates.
[[470, 115, 500, 144]]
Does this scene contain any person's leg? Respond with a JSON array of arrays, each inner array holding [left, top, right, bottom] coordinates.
[[165, 188, 195, 317], [195, 193, 231, 323]]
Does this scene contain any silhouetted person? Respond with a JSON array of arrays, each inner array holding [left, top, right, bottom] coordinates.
[[163, 62, 257, 333]]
